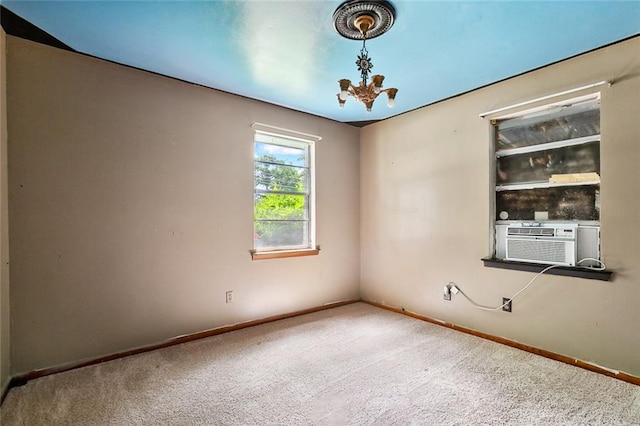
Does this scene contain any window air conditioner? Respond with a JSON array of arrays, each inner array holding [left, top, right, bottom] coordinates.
[[505, 224, 577, 266]]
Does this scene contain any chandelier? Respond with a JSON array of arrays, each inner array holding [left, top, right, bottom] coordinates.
[[333, 0, 397, 112]]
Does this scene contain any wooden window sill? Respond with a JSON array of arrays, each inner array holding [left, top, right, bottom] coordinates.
[[481, 258, 613, 281], [251, 248, 320, 261]]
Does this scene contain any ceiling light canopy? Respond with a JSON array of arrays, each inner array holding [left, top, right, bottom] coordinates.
[[333, 0, 398, 112]]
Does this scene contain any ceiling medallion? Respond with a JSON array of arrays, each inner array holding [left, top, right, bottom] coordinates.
[[333, 0, 398, 112]]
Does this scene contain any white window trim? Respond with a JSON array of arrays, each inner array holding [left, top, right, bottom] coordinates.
[[479, 81, 609, 119]]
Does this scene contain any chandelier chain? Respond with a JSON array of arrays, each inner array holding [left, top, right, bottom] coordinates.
[[357, 41, 372, 84]]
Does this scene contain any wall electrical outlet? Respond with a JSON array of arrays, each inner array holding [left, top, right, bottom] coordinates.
[[502, 297, 512, 312], [443, 285, 451, 301], [225, 290, 233, 304]]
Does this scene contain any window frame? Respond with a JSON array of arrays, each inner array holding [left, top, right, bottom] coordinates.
[[487, 93, 603, 267], [251, 125, 319, 260]]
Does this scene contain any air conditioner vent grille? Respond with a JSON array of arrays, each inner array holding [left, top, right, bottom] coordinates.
[[507, 239, 573, 265], [507, 227, 555, 237]]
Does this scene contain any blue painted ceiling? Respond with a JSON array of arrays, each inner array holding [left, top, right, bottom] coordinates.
[[2, 1, 639, 124]]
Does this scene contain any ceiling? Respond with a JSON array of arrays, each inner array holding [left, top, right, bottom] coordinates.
[[2, 1, 639, 126]]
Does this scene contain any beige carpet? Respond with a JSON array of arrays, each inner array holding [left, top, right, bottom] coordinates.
[[1, 302, 639, 425]]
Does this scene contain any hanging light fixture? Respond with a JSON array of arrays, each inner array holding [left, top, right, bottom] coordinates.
[[333, 0, 397, 112]]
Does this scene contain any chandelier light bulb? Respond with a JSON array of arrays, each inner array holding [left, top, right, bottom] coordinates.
[[372, 74, 384, 94], [386, 88, 398, 108], [365, 101, 373, 112]]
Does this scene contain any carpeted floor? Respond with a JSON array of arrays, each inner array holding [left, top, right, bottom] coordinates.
[[1, 302, 639, 425]]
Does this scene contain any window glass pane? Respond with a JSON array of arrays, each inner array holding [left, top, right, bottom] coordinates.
[[255, 141, 307, 167], [496, 186, 599, 221], [254, 163, 308, 193], [254, 220, 308, 249], [496, 100, 600, 151], [254, 194, 308, 221], [496, 142, 600, 186]]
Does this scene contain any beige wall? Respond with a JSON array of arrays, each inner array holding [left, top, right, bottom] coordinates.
[[1, 28, 10, 392], [360, 37, 640, 376], [6, 36, 360, 374]]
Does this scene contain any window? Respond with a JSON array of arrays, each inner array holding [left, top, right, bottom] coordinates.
[[253, 130, 316, 258], [491, 95, 602, 267]]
